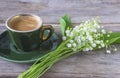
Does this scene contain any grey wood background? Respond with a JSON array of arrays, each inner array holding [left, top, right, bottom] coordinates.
[[0, 0, 120, 78]]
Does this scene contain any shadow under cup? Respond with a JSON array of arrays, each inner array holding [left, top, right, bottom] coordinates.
[[5, 14, 54, 52]]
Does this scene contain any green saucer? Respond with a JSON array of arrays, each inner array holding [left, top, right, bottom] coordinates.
[[0, 31, 60, 63]]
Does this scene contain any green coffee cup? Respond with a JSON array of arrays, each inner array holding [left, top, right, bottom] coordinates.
[[5, 14, 54, 52]]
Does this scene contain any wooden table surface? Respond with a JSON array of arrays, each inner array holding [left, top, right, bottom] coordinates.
[[1, 0, 120, 78]]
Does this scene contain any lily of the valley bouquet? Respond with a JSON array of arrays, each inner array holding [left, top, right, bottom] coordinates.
[[18, 15, 120, 78]]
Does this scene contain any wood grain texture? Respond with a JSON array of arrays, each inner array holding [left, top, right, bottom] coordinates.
[[0, 24, 120, 78], [1, 0, 120, 24], [1, 0, 120, 78]]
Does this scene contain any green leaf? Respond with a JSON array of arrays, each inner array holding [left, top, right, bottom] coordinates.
[[110, 32, 120, 43], [62, 14, 72, 29], [60, 18, 66, 36], [59, 14, 73, 36], [107, 37, 120, 45], [104, 32, 120, 45]]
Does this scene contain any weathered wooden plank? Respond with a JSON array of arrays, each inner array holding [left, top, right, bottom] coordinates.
[[1, 0, 120, 24], [0, 24, 120, 78], [1, 23, 120, 33]]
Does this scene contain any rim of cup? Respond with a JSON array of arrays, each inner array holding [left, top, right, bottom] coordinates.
[[5, 13, 43, 33]]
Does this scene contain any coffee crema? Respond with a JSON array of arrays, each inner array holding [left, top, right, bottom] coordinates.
[[8, 15, 41, 31]]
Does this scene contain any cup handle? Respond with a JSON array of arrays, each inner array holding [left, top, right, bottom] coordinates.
[[40, 25, 54, 41]]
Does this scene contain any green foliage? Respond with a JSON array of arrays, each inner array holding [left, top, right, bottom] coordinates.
[[60, 14, 72, 36], [104, 32, 120, 45], [60, 18, 66, 36]]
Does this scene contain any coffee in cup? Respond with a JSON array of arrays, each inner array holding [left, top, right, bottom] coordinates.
[[8, 15, 40, 31]]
